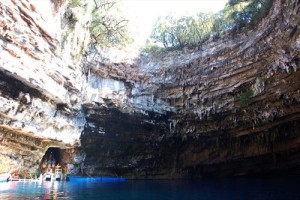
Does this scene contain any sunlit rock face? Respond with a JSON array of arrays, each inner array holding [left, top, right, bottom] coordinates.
[[0, 0, 87, 173], [0, 0, 300, 178]]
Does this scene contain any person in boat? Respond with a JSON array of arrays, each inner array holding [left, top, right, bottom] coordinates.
[[42, 158, 47, 169], [55, 163, 61, 174], [63, 165, 70, 181], [22, 170, 28, 179], [47, 167, 52, 174], [55, 163, 61, 169], [47, 159, 51, 168], [45, 168, 52, 181], [10, 170, 18, 180], [63, 165, 68, 174], [51, 157, 56, 168]]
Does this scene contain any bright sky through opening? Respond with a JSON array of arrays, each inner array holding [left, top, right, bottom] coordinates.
[[122, 0, 228, 46]]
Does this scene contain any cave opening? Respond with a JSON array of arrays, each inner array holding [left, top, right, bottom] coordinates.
[[40, 147, 61, 174]]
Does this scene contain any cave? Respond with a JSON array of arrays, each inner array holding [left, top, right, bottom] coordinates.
[[40, 147, 61, 173], [0, 0, 299, 182]]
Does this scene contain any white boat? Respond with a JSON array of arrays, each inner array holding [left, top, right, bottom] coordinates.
[[44, 168, 64, 181], [55, 168, 62, 181], [0, 173, 10, 182], [55, 173, 61, 181], [45, 173, 52, 181]]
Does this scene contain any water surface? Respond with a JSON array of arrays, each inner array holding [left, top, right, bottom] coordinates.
[[1, 177, 300, 200]]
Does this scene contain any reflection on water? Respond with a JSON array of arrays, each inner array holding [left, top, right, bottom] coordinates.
[[1, 177, 300, 200], [0, 177, 125, 200], [0, 181, 69, 199]]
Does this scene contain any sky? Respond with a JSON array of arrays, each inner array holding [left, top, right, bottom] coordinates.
[[31, 0, 228, 47], [121, 0, 229, 46]]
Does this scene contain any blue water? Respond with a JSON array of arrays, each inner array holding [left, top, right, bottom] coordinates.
[[1, 177, 300, 200]]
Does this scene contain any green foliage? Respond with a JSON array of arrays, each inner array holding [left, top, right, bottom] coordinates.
[[148, 0, 273, 51], [238, 89, 254, 107], [141, 40, 166, 55], [213, 0, 273, 34], [68, 0, 81, 7], [67, 0, 131, 48], [90, 9, 131, 47], [89, 0, 132, 48], [150, 13, 215, 49]]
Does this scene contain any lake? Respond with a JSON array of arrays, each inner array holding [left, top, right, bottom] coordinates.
[[0, 177, 300, 200]]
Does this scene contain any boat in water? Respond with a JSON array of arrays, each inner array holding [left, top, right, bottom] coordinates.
[[0, 174, 10, 182], [44, 168, 68, 181]]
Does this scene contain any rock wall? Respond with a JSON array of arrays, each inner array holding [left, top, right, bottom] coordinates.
[[0, 0, 88, 174], [0, 0, 300, 178], [78, 0, 300, 178]]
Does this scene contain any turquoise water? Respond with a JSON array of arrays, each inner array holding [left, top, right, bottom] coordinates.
[[0, 177, 300, 200]]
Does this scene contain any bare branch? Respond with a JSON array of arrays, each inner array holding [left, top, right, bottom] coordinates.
[[92, 0, 116, 13]]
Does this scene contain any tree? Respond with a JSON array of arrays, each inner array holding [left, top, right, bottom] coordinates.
[[213, 0, 272, 34], [90, 0, 131, 48], [68, 0, 131, 48], [148, 0, 273, 51], [150, 13, 215, 49]]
